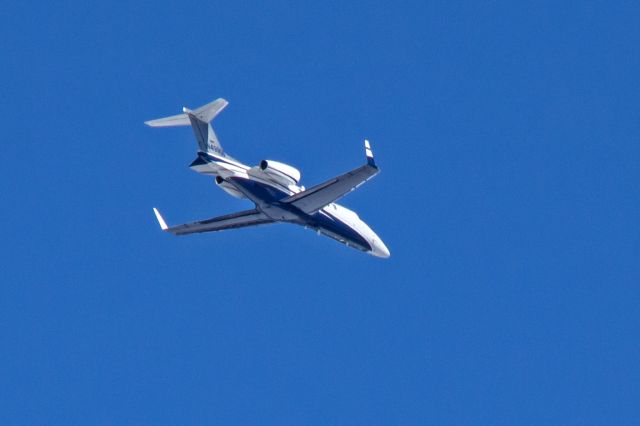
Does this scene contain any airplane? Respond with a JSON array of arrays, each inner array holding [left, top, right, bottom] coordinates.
[[146, 98, 390, 258]]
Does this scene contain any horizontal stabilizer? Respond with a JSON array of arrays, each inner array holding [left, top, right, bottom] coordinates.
[[145, 113, 190, 127], [145, 98, 229, 128], [145, 98, 229, 155], [188, 98, 228, 123]]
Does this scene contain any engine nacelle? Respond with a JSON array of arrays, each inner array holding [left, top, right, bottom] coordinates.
[[215, 175, 245, 199], [259, 160, 301, 186]]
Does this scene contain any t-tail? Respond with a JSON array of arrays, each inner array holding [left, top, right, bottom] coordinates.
[[145, 98, 228, 156]]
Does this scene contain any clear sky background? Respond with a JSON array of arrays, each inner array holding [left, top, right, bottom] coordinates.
[[1, 1, 639, 424]]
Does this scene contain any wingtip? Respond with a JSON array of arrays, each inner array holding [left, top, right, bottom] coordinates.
[[153, 207, 169, 231], [364, 139, 376, 167]]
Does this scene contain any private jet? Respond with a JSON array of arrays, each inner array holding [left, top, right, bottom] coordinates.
[[146, 98, 390, 258]]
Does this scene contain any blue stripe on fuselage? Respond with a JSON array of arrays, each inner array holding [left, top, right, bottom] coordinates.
[[227, 177, 291, 203]]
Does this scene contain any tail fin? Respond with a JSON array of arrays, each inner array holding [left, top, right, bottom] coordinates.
[[145, 98, 229, 156]]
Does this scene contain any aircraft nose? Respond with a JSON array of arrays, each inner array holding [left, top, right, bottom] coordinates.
[[371, 239, 391, 258]]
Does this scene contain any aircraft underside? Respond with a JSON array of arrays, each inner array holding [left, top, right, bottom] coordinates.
[[227, 177, 373, 252], [146, 97, 389, 258]]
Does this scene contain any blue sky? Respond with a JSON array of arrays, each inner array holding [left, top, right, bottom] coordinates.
[[1, 1, 639, 424]]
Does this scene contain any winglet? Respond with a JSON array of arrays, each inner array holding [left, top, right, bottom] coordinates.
[[364, 139, 376, 167], [153, 207, 169, 231]]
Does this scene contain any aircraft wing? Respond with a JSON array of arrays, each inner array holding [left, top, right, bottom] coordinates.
[[282, 140, 380, 214], [153, 207, 274, 236]]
